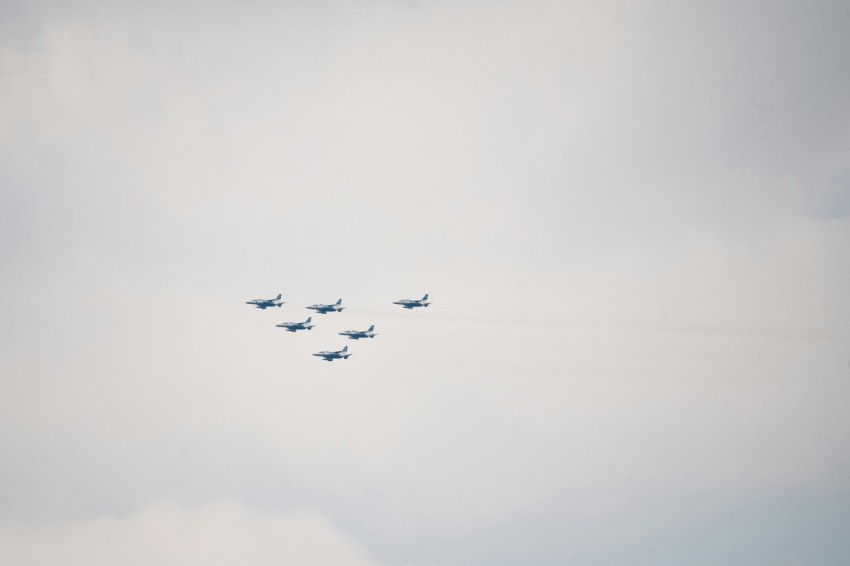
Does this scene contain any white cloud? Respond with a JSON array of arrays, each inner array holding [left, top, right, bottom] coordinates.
[[0, 500, 377, 566], [1, 1, 850, 563]]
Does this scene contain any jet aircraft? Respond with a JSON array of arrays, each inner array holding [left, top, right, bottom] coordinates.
[[276, 317, 315, 332], [306, 299, 345, 314], [339, 324, 377, 340], [246, 293, 285, 309], [313, 345, 352, 361], [393, 294, 431, 309]]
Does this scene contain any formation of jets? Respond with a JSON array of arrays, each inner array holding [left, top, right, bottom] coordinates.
[[246, 294, 431, 361]]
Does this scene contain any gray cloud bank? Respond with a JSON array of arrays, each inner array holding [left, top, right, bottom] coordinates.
[[1, 0, 849, 564], [0, 500, 376, 565]]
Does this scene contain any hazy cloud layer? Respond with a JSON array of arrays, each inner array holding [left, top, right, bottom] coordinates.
[[1, 0, 849, 564], [0, 500, 376, 566]]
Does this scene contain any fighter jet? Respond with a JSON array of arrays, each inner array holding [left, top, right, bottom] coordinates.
[[276, 317, 315, 332], [246, 293, 285, 309], [306, 299, 345, 314], [339, 324, 377, 340], [313, 345, 351, 361], [393, 294, 431, 309]]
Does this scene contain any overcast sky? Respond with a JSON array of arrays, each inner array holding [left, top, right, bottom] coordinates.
[[1, 0, 849, 564]]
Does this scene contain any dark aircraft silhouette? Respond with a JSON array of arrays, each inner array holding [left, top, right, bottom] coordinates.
[[339, 324, 377, 340], [246, 293, 285, 309], [276, 317, 315, 332], [393, 294, 430, 309], [313, 345, 352, 361], [307, 299, 345, 314]]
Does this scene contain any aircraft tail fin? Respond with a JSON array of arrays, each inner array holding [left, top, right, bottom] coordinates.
[[335, 298, 342, 305], [422, 294, 429, 301], [368, 324, 374, 331], [342, 345, 348, 352], [275, 293, 282, 300], [306, 317, 312, 323]]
